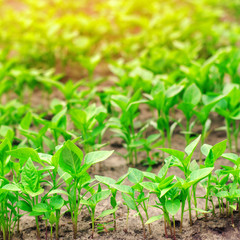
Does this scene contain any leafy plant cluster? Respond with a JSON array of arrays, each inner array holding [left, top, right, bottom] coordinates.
[[1, 133, 240, 240]]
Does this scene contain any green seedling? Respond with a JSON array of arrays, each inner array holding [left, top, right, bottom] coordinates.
[[178, 83, 202, 145], [109, 90, 147, 165], [81, 185, 112, 238], [130, 133, 162, 171], [160, 135, 214, 229], [145, 81, 183, 148], [95, 173, 129, 231], [194, 93, 224, 161], [57, 140, 113, 239], [70, 104, 108, 153], [78, 54, 101, 80], [201, 140, 227, 212], [215, 84, 240, 151]]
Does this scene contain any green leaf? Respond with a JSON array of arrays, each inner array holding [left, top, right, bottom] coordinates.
[[96, 207, 118, 219], [16, 200, 32, 212], [191, 208, 210, 214], [21, 158, 39, 193], [165, 199, 181, 216], [145, 215, 163, 224], [95, 175, 116, 186], [48, 189, 69, 196], [128, 168, 144, 184], [33, 203, 50, 212], [2, 184, 21, 191], [183, 83, 201, 105], [112, 184, 133, 195], [159, 148, 184, 162], [185, 135, 201, 156], [59, 140, 83, 177], [205, 140, 227, 167], [84, 150, 114, 166], [8, 148, 42, 165], [122, 193, 136, 210], [50, 195, 64, 210], [20, 112, 32, 130], [49, 212, 56, 225], [140, 182, 158, 192], [92, 190, 111, 204]]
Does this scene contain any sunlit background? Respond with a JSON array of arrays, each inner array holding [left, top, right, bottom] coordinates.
[[1, 0, 240, 85]]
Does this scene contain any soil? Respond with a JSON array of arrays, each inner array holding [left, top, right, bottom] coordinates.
[[5, 91, 240, 240]]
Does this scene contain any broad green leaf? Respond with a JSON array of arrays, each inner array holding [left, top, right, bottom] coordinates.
[[92, 190, 111, 204], [59, 140, 83, 177], [8, 148, 41, 165], [165, 199, 180, 216], [128, 168, 144, 184], [205, 140, 227, 167], [183, 83, 201, 105], [140, 182, 158, 192], [17, 200, 32, 212], [49, 212, 56, 225], [122, 193, 136, 210], [20, 112, 32, 130], [21, 158, 38, 193], [50, 195, 64, 210], [95, 175, 116, 186], [159, 148, 184, 162], [2, 184, 21, 191], [84, 150, 114, 166], [33, 203, 50, 212], [112, 184, 133, 195]]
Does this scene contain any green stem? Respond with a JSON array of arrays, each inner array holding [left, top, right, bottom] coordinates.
[[205, 175, 211, 212], [180, 198, 186, 232], [138, 211, 146, 239], [187, 189, 192, 225], [173, 216, 176, 240], [193, 185, 198, 218]]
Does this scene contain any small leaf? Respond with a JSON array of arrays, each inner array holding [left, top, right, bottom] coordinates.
[[145, 215, 163, 224]]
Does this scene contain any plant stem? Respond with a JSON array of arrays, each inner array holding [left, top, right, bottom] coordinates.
[[187, 189, 192, 225], [205, 175, 211, 212], [180, 198, 186, 232], [113, 212, 117, 231], [164, 218, 168, 238], [172, 216, 176, 240], [193, 185, 198, 218], [35, 216, 41, 240], [138, 211, 145, 239]]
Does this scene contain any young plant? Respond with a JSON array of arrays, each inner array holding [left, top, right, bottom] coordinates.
[[70, 104, 108, 153], [57, 140, 113, 239], [81, 185, 111, 238], [201, 140, 227, 212], [95, 173, 129, 231], [178, 83, 202, 145], [109, 90, 146, 165], [215, 84, 240, 151], [160, 135, 214, 229], [145, 81, 183, 148]]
